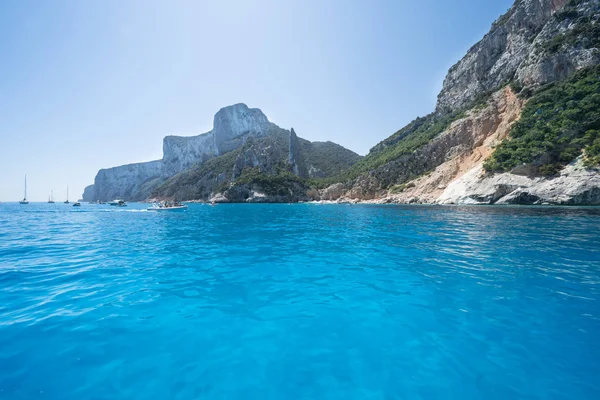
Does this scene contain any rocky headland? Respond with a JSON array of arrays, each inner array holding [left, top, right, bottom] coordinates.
[[83, 0, 600, 205], [83, 104, 361, 203], [314, 0, 600, 206]]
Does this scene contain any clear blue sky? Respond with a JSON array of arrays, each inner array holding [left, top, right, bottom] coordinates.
[[0, 0, 513, 202]]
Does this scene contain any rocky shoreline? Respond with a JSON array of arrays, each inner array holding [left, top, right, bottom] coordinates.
[[180, 157, 600, 206]]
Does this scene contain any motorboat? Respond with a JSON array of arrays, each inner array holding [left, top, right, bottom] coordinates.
[[147, 202, 188, 211], [73, 202, 81, 207], [109, 199, 127, 207]]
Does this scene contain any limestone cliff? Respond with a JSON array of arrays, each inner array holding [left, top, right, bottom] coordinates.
[[84, 103, 360, 202], [437, 159, 600, 205], [152, 127, 361, 202], [288, 128, 308, 178], [316, 0, 600, 206], [84, 0, 600, 205], [437, 0, 598, 113], [161, 104, 272, 177], [82, 185, 95, 202], [319, 87, 526, 202], [85, 160, 163, 202]]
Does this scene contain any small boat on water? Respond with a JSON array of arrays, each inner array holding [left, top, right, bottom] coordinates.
[[64, 186, 70, 204], [19, 175, 29, 204], [48, 189, 55, 204], [109, 199, 127, 207], [147, 201, 188, 211], [73, 202, 81, 207]]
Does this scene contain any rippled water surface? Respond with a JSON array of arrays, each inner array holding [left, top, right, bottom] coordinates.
[[1, 203, 600, 399]]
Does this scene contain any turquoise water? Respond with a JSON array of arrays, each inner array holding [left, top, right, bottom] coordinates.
[[1, 202, 599, 399]]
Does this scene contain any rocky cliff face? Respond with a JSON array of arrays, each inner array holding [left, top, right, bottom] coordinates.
[[288, 128, 308, 178], [161, 133, 216, 178], [437, 159, 600, 205], [320, 84, 600, 206], [85, 0, 600, 205], [317, 0, 600, 206], [213, 104, 271, 153], [161, 104, 272, 177], [436, 0, 598, 113], [82, 185, 95, 202], [85, 104, 281, 201], [84, 103, 360, 202], [152, 127, 361, 202], [320, 87, 526, 202], [84, 160, 163, 202]]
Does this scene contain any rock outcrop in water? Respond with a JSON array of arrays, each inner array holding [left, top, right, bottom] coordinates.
[[83, 104, 360, 202]]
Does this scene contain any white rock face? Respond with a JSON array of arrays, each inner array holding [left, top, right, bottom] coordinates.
[[436, 0, 600, 113], [438, 159, 600, 205], [90, 160, 163, 202], [85, 103, 273, 201], [213, 104, 271, 153], [162, 103, 271, 176], [162, 132, 217, 177]]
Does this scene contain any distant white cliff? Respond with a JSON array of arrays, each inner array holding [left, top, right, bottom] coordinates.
[[83, 103, 274, 202], [161, 104, 271, 177]]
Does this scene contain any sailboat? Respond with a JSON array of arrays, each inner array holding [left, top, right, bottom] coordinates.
[[48, 189, 55, 204], [19, 175, 29, 204], [64, 186, 70, 204]]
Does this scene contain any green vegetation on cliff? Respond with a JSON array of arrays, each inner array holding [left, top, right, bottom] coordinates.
[[153, 148, 242, 199], [152, 128, 360, 200], [232, 165, 306, 196], [543, 1, 600, 54], [484, 65, 600, 174], [309, 110, 465, 189], [300, 140, 362, 177], [351, 110, 465, 171]]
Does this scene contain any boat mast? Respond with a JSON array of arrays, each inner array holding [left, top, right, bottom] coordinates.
[[24, 174, 27, 201]]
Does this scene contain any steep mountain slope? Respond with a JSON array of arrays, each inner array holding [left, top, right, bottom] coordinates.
[[82, 104, 360, 202], [437, 0, 599, 113], [151, 126, 361, 202], [438, 65, 600, 205], [84, 0, 598, 205], [316, 0, 600, 205]]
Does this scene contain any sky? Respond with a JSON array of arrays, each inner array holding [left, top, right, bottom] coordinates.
[[0, 0, 514, 202]]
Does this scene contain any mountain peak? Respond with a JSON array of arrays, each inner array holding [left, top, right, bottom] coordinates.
[[213, 103, 270, 141]]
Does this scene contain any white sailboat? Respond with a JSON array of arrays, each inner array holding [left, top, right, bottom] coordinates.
[[48, 189, 55, 204], [64, 186, 69, 204], [19, 175, 29, 204]]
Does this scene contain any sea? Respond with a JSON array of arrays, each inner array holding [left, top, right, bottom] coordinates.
[[0, 202, 599, 399]]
